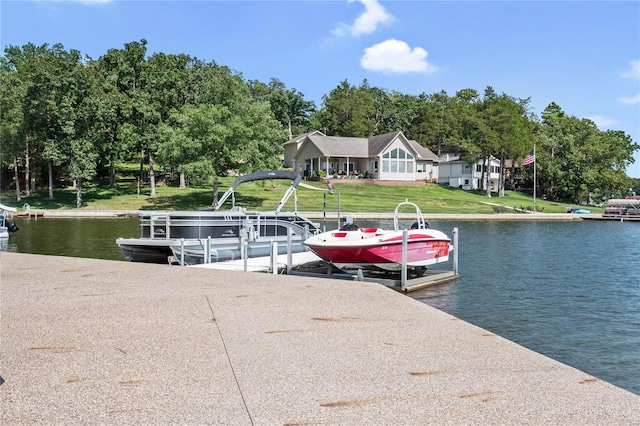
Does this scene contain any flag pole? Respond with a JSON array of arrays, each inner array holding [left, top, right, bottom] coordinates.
[[533, 145, 537, 212]]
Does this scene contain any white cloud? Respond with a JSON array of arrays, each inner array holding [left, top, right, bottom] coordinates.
[[620, 60, 640, 79], [619, 93, 640, 104], [361, 39, 437, 74], [332, 0, 393, 37], [584, 115, 619, 129]]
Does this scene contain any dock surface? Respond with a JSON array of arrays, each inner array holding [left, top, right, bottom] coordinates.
[[1, 252, 638, 424]]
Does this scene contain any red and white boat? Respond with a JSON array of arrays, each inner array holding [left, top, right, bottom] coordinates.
[[303, 201, 452, 273]]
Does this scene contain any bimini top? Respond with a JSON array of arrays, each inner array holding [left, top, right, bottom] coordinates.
[[212, 170, 302, 213], [607, 199, 640, 208], [0, 203, 17, 213]]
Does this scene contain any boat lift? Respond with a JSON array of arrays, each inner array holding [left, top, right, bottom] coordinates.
[[189, 226, 460, 293], [288, 227, 460, 292]]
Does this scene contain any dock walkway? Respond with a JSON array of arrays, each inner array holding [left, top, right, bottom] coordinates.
[[1, 252, 638, 424]]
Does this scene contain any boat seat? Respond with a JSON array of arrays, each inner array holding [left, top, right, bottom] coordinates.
[[409, 221, 429, 229], [339, 223, 360, 231]]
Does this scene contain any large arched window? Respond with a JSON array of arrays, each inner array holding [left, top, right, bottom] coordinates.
[[382, 148, 414, 173]]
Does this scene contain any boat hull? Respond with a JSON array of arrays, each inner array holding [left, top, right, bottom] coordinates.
[[304, 228, 451, 272], [117, 241, 175, 263]]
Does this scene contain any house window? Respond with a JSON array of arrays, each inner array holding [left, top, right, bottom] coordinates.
[[417, 163, 427, 173], [343, 162, 354, 174], [382, 148, 414, 174], [322, 162, 334, 174], [476, 164, 482, 172]]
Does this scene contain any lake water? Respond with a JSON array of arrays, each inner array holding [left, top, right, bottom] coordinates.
[[2, 216, 639, 396]]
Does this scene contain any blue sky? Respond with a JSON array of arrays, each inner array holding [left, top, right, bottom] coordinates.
[[2, 0, 639, 178]]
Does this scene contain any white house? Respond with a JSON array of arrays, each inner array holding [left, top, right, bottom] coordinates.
[[437, 151, 501, 191], [283, 131, 439, 182]]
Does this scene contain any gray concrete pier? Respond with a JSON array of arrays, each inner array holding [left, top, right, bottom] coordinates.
[[1, 252, 638, 425]]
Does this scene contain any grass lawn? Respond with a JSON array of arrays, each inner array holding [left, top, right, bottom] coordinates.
[[0, 174, 598, 215]]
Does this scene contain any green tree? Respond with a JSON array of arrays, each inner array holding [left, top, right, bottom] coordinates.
[[90, 40, 148, 185], [319, 79, 376, 137], [138, 48, 198, 197], [447, 88, 484, 166], [156, 104, 229, 187], [408, 90, 453, 154], [2, 43, 53, 195], [0, 53, 26, 200], [254, 78, 315, 139], [583, 129, 637, 200], [18, 44, 89, 200]]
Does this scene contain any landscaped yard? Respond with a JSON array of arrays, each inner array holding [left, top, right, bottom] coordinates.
[[0, 172, 598, 215]]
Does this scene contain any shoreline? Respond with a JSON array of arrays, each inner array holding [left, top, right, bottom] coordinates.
[[14, 209, 602, 221]]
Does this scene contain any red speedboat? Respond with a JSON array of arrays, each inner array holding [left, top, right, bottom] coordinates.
[[303, 201, 452, 272]]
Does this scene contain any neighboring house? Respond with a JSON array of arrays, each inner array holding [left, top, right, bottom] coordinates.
[[437, 150, 501, 191], [282, 131, 439, 182], [503, 159, 524, 190]]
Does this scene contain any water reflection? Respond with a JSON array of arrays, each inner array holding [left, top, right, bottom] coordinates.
[[410, 280, 460, 313], [0, 238, 16, 253], [1, 216, 139, 261]]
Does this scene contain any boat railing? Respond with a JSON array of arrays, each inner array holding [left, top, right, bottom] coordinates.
[[393, 200, 426, 231], [141, 214, 314, 241]]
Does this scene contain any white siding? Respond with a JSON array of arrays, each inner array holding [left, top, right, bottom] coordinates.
[[379, 139, 417, 181]]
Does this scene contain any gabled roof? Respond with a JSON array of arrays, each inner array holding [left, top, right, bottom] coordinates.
[[408, 140, 439, 162], [283, 130, 325, 146], [307, 134, 369, 157], [368, 131, 403, 156], [292, 130, 439, 162]]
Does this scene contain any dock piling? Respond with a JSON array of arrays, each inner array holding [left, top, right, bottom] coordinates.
[[453, 227, 459, 275], [401, 230, 408, 291], [270, 240, 278, 274], [287, 228, 293, 274]]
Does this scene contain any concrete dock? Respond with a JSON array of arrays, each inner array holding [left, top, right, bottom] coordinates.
[[1, 252, 638, 425]]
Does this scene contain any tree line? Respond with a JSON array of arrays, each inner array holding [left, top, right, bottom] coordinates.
[[1, 40, 638, 206]]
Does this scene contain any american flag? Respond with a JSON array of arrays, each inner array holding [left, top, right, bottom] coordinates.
[[522, 149, 535, 167]]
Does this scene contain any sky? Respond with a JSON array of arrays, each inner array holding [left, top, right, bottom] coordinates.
[[2, 0, 639, 178]]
